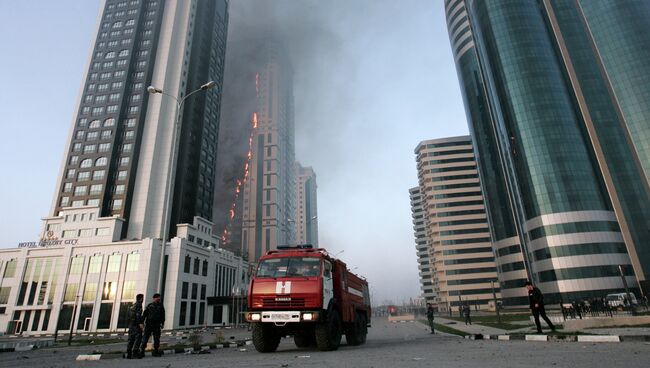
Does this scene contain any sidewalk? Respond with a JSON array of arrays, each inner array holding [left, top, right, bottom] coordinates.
[[434, 316, 507, 336]]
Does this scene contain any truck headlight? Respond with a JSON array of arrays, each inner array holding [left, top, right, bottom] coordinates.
[[249, 313, 261, 321], [302, 312, 318, 321]]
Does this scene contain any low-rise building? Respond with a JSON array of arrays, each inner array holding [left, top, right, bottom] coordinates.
[[0, 207, 248, 335]]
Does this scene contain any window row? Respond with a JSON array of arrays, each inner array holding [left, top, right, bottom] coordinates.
[[65, 168, 130, 182], [78, 117, 116, 128], [75, 130, 113, 141], [88, 81, 142, 92]]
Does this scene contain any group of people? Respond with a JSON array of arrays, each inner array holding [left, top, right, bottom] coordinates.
[[125, 293, 166, 359], [423, 281, 556, 335]]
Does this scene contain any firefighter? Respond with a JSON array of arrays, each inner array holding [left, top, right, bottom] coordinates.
[[426, 303, 435, 334], [125, 294, 144, 359], [139, 293, 166, 357]]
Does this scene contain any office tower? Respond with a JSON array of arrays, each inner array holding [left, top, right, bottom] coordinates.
[[241, 41, 296, 262], [410, 187, 435, 304], [295, 163, 319, 247], [415, 137, 500, 311], [445, 0, 650, 302], [50, 0, 229, 241]]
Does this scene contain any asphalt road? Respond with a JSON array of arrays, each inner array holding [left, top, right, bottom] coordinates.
[[3, 318, 649, 368]]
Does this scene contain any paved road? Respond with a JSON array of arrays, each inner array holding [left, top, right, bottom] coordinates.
[[3, 318, 649, 368]]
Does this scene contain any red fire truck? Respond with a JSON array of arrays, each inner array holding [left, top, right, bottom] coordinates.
[[245, 245, 371, 352]]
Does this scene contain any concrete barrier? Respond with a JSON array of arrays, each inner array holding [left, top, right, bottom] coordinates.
[[563, 316, 650, 331], [576, 335, 620, 343], [388, 314, 415, 322], [525, 335, 548, 341]]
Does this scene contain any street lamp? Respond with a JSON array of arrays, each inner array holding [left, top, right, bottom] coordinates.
[[148, 80, 217, 294]]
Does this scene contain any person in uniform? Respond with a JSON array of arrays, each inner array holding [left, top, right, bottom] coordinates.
[[125, 294, 144, 359], [525, 281, 555, 333], [426, 303, 435, 334], [140, 293, 166, 357]]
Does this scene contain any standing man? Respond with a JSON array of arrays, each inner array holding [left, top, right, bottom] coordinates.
[[426, 303, 435, 334], [140, 293, 166, 357], [462, 303, 472, 325], [525, 281, 555, 333], [125, 294, 144, 359]]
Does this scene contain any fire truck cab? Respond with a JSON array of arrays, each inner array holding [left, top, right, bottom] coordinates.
[[246, 245, 371, 352]]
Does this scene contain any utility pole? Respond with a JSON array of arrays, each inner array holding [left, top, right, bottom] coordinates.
[[491, 281, 501, 323]]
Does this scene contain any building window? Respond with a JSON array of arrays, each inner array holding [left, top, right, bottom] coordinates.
[[107, 254, 122, 273], [95, 95, 107, 103], [114, 70, 125, 78], [64, 283, 78, 302], [100, 72, 112, 80], [122, 281, 136, 300], [122, 143, 132, 152], [109, 93, 120, 102], [117, 170, 128, 180], [179, 302, 187, 327], [75, 131, 85, 140], [125, 118, 137, 127], [87, 255, 102, 273], [118, 49, 129, 57], [101, 130, 112, 139], [60, 197, 70, 206], [105, 51, 116, 59], [74, 186, 88, 196], [126, 253, 139, 272], [119, 157, 129, 166], [202, 260, 208, 277], [87, 198, 100, 206], [63, 182, 73, 193], [69, 257, 84, 274], [125, 131, 135, 139], [95, 157, 108, 166], [90, 184, 103, 195], [193, 258, 200, 275], [78, 172, 91, 181], [127, 106, 139, 114], [113, 21, 123, 28], [78, 118, 88, 127], [200, 284, 206, 300], [184, 255, 191, 273], [106, 105, 118, 113], [72, 143, 82, 152], [71, 200, 84, 207], [191, 283, 198, 299], [80, 159, 93, 168], [98, 83, 109, 92], [114, 184, 125, 194], [102, 282, 117, 300], [98, 143, 111, 152], [112, 81, 123, 89], [96, 227, 110, 236], [91, 107, 105, 116], [84, 144, 96, 154], [181, 282, 188, 299], [112, 199, 123, 210], [83, 283, 97, 301], [89, 120, 101, 129], [104, 118, 116, 127], [116, 59, 127, 67], [93, 170, 106, 180]]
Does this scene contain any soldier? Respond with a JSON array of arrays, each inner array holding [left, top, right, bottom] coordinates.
[[426, 303, 435, 334], [125, 294, 144, 359], [140, 293, 166, 357], [462, 303, 472, 325], [525, 281, 555, 334]]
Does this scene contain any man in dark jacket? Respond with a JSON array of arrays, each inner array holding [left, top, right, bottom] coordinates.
[[140, 293, 165, 357], [125, 294, 144, 359], [525, 281, 555, 333], [426, 303, 435, 334]]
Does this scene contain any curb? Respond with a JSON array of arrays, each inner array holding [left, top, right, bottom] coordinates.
[[75, 339, 253, 360], [463, 333, 650, 343]]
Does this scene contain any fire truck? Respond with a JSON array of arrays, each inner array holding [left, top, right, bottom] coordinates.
[[245, 245, 371, 352]]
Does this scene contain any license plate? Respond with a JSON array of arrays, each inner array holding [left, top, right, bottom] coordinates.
[[261, 311, 301, 322]]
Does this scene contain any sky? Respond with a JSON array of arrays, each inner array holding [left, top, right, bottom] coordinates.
[[0, 0, 469, 305]]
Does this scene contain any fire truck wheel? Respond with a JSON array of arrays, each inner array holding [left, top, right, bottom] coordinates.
[[345, 312, 366, 346], [358, 313, 368, 344], [293, 332, 315, 348], [252, 323, 281, 353], [315, 309, 342, 351]]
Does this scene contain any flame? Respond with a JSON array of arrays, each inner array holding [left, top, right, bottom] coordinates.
[[220, 75, 263, 245]]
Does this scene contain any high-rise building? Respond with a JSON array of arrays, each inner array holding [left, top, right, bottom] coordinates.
[[445, 0, 650, 303], [294, 163, 318, 247], [415, 137, 500, 311], [409, 187, 435, 304], [241, 41, 296, 262], [50, 0, 229, 241]]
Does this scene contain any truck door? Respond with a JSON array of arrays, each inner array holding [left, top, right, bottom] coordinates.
[[323, 260, 334, 309]]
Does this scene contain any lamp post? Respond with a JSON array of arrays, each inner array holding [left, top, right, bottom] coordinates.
[[147, 81, 217, 294]]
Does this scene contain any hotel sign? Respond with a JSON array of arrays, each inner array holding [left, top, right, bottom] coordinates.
[[18, 232, 79, 248]]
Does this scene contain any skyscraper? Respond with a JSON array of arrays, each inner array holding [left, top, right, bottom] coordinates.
[[409, 187, 435, 304], [241, 41, 296, 262], [415, 137, 500, 311], [50, 0, 228, 241], [295, 163, 318, 247], [445, 0, 650, 303]]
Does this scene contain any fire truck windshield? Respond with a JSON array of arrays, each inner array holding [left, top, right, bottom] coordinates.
[[256, 257, 321, 278]]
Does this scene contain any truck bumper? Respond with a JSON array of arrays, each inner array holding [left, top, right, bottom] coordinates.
[[245, 311, 320, 323]]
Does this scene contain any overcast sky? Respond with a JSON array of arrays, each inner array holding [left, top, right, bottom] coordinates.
[[0, 0, 468, 304]]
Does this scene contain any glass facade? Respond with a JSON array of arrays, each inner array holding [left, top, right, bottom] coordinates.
[[446, 0, 650, 300]]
